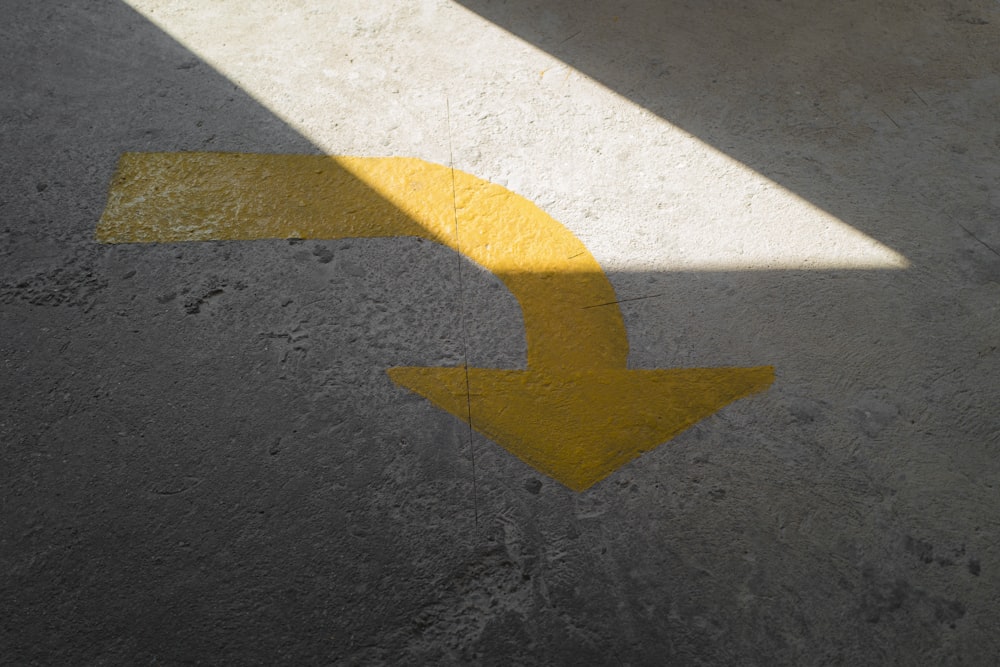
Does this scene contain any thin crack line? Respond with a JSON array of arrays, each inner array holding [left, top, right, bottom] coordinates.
[[881, 109, 900, 129], [558, 30, 582, 45], [446, 96, 479, 530], [958, 222, 1000, 259], [582, 293, 664, 309]]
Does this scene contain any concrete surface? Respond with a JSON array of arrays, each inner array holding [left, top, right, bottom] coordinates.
[[2, 0, 999, 664]]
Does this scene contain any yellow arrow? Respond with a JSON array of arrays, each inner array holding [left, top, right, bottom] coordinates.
[[98, 152, 774, 491]]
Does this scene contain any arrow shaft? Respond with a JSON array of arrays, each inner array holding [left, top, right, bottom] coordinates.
[[98, 152, 628, 371]]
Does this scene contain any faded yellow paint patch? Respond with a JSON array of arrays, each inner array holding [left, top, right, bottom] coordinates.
[[98, 152, 774, 491]]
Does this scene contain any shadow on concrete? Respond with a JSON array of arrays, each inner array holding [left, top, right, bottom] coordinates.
[[3, 1, 998, 664], [0, 2, 460, 663], [453, 0, 1000, 265]]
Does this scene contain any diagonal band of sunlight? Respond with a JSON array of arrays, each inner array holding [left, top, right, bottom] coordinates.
[[122, 0, 908, 273]]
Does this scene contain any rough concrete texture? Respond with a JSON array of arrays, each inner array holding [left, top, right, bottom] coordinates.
[[2, 0, 999, 664]]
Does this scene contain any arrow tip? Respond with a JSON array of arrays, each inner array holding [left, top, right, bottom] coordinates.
[[387, 366, 774, 491]]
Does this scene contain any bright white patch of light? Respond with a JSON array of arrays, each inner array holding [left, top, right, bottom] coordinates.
[[123, 0, 908, 271]]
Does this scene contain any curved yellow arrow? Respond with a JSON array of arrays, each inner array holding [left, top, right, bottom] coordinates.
[[98, 152, 773, 491]]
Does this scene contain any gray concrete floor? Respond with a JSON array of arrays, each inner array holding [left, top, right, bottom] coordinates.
[[2, 1, 999, 664]]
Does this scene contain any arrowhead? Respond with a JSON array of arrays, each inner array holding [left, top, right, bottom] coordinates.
[[387, 366, 774, 491]]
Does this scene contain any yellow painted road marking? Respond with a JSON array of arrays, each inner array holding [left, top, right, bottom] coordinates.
[[389, 367, 774, 492], [98, 152, 774, 491]]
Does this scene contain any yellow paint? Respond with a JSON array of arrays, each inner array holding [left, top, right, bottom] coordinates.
[[389, 367, 774, 492], [98, 152, 774, 491]]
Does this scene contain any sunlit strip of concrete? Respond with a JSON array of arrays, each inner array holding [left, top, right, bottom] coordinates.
[[122, 0, 908, 272]]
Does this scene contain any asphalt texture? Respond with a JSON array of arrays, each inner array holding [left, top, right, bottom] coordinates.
[[3, 1, 1000, 664]]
